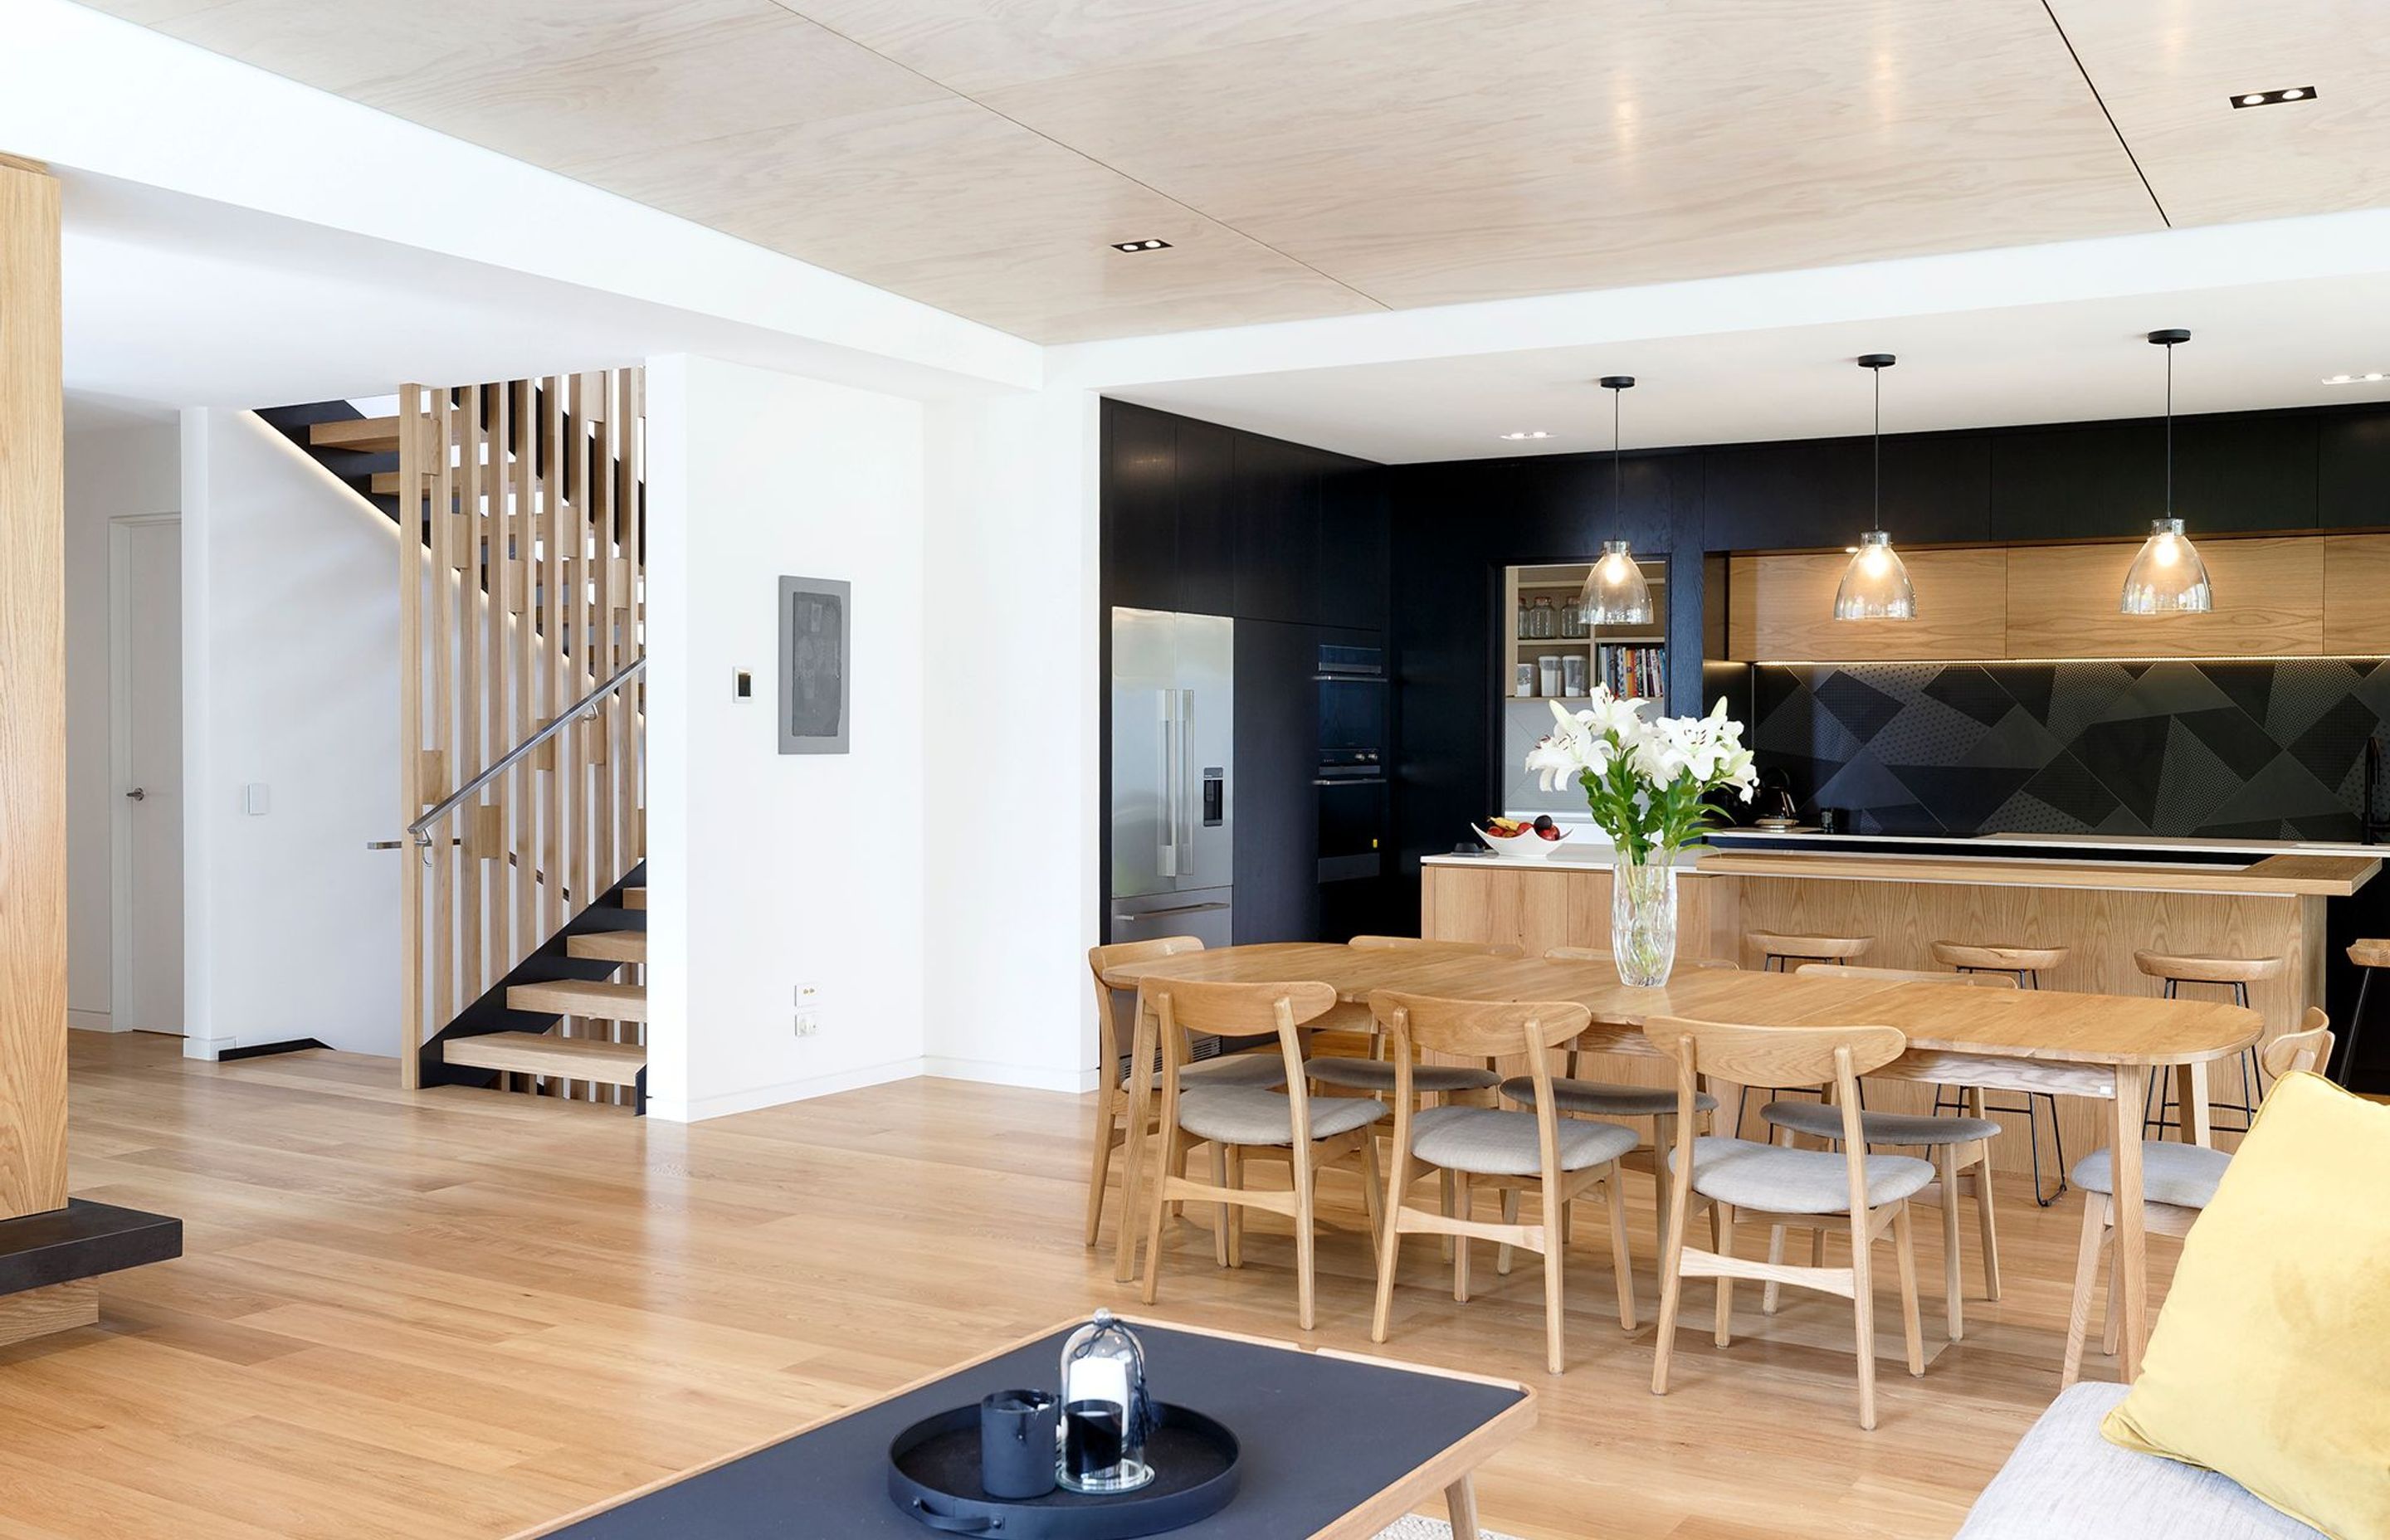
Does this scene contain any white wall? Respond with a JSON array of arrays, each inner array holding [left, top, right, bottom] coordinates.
[[643, 355, 929, 1122], [919, 392, 1105, 1092], [64, 423, 179, 1029], [178, 408, 400, 1058]]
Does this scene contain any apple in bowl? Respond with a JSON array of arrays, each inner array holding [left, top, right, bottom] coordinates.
[[1473, 816, 1570, 860]]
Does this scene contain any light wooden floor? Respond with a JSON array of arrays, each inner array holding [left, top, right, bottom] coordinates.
[[7, 1032, 2163, 1540]]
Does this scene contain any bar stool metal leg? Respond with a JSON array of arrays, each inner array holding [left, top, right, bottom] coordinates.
[[2339, 966, 2376, 1088]]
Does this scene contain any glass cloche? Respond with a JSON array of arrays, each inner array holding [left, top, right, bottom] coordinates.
[[1056, 1309, 1154, 1493]]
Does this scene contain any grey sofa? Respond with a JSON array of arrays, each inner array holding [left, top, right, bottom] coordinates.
[[1958, 1383, 2324, 1538]]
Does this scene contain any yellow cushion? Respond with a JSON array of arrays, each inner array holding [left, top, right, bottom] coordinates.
[[2100, 1071, 2390, 1538]]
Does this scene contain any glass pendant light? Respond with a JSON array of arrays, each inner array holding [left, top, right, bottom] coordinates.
[[2120, 329, 2214, 615], [1577, 375, 1655, 626], [1833, 353, 1917, 621]]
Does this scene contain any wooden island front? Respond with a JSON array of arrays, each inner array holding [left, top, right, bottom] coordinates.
[[1421, 841, 2377, 1176]]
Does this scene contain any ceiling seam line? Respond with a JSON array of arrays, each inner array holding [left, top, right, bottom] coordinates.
[[2038, 0, 2171, 228], [766, 1, 1393, 311]]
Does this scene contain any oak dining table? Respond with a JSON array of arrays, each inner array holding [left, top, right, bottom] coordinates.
[[1098, 941, 2263, 1382]]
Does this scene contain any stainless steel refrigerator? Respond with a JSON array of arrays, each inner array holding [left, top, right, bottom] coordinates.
[[1110, 608, 1233, 948]]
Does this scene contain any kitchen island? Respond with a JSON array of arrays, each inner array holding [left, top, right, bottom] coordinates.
[[1421, 832, 2378, 1175]]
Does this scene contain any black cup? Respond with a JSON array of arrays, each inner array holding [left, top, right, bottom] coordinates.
[[1817, 807, 1846, 835], [979, 1389, 1057, 1499], [1062, 1399, 1126, 1483]]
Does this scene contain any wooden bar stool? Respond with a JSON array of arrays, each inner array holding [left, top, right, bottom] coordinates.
[[1735, 933, 1875, 1136], [2133, 951, 2281, 1138], [1928, 942, 2071, 1206], [2340, 939, 2387, 1088]]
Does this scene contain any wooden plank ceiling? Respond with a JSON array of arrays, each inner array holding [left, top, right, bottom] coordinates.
[[76, 0, 2390, 343]]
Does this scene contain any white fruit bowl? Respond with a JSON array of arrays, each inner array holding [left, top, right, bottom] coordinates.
[[1475, 824, 1570, 860]]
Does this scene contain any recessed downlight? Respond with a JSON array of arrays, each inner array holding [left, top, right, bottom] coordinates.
[[2229, 85, 2317, 109], [1498, 431, 1551, 441], [2324, 372, 2388, 384], [1110, 238, 1173, 252]]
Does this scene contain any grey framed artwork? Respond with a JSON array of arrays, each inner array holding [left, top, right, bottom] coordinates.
[[778, 576, 850, 754]]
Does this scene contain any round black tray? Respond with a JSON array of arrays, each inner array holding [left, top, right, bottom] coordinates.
[[886, 1401, 1239, 1538]]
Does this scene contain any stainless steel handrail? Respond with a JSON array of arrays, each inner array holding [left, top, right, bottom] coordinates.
[[369, 655, 646, 849]]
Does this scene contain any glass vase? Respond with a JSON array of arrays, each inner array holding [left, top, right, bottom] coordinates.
[[1610, 858, 1678, 987]]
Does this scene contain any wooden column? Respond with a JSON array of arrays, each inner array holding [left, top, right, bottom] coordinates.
[[0, 154, 67, 1228]]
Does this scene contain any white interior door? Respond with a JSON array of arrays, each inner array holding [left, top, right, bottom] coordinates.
[[113, 516, 183, 1036]]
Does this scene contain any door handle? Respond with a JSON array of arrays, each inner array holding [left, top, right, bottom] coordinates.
[[1157, 696, 1178, 879], [124, 787, 147, 802], [1115, 901, 1230, 920]]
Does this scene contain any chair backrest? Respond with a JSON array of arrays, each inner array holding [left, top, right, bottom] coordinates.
[[1646, 1015, 1908, 1095], [1796, 962, 2019, 988], [1144, 977, 1339, 1140], [1545, 946, 1740, 970], [1351, 934, 1524, 958], [1086, 936, 1205, 1067], [1646, 1015, 1910, 1226], [2262, 1006, 2334, 1078], [1369, 992, 1594, 1186]]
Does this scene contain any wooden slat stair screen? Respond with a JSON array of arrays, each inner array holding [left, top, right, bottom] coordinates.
[[397, 372, 646, 1102]]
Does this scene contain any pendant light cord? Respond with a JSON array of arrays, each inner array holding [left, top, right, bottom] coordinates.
[[1611, 384, 1622, 509], [2164, 339, 2175, 518], [1871, 364, 1883, 537]]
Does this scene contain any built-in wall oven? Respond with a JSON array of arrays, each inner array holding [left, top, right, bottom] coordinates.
[[1315, 644, 1388, 885]]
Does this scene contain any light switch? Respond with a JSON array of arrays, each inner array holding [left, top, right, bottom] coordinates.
[[241, 782, 271, 816]]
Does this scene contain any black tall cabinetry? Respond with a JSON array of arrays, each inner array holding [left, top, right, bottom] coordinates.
[[1100, 400, 1392, 947]]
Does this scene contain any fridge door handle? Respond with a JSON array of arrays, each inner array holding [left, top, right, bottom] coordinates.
[[1176, 689, 1196, 874], [1113, 901, 1231, 921], [1157, 693, 1179, 879]]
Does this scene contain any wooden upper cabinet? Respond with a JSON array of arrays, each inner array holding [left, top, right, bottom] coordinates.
[[2006, 537, 2323, 659], [1725, 548, 2007, 660], [2324, 534, 2390, 655]]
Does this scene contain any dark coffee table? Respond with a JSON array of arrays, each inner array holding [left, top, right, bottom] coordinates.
[[524, 1316, 1535, 1538]]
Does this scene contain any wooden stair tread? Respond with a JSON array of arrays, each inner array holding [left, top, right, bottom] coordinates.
[[507, 978, 647, 1023], [310, 416, 401, 453], [566, 930, 646, 963], [621, 887, 646, 910], [441, 1031, 643, 1085]]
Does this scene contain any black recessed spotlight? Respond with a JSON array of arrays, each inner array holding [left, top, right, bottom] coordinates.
[[1110, 238, 1173, 252], [2230, 86, 2317, 108]]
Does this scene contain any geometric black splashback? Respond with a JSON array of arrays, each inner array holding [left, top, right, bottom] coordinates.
[[1753, 660, 2390, 840]]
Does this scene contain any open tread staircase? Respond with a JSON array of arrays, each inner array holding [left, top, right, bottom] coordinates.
[[505, 977, 646, 1023], [564, 929, 646, 964], [441, 1031, 645, 1088]]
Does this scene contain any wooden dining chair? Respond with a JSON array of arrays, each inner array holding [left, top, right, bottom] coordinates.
[[1302, 936, 1519, 1099], [1649, 1015, 1929, 1430], [1082, 938, 1288, 1249], [1139, 977, 1387, 1331], [2060, 1008, 2333, 1387], [1760, 964, 2012, 1342], [1368, 991, 1638, 1374], [1456, 947, 1742, 1262]]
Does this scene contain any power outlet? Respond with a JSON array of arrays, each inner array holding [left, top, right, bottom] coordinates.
[[795, 981, 824, 1008], [793, 1010, 822, 1037]]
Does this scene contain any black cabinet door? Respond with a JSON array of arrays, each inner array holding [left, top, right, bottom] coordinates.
[[1175, 416, 1237, 615], [1315, 461, 1388, 632], [2321, 407, 2390, 529], [1103, 401, 1178, 613], [1232, 617, 1319, 943], [1233, 436, 1322, 626]]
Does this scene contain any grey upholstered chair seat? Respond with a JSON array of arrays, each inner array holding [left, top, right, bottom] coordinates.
[[1667, 1135, 1933, 1214], [1761, 1099, 2001, 1147], [1955, 1383, 2322, 1539], [1498, 1076, 1719, 1117], [1302, 1056, 1500, 1094], [2069, 1139, 2231, 1210], [1407, 1104, 1640, 1177], [1124, 1053, 1289, 1094], [1175, 1085, 1386, 1146]]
